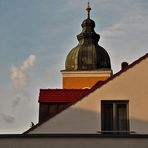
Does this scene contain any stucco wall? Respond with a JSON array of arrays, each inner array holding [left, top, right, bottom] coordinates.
[[30, 58, 148, 134], [63, 76, 109, 89], [62, 70, 112, 89], [0, 135, 148, 148]]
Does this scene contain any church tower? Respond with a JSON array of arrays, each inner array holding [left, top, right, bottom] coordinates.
[[61, 3, 112, 89]]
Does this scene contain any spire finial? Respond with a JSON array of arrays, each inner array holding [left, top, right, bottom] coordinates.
[[86, 2, 91, 19]]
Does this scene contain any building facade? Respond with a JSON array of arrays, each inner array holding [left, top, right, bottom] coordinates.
[[27, 54, 148, 134]]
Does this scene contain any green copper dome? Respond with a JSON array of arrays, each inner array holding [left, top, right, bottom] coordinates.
[[65, 3, 111, 71]]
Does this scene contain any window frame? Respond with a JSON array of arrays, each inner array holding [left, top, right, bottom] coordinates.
[[101, 100, 129, 134]]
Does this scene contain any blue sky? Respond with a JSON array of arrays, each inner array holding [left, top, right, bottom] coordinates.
[[0, 0, 147, 133]]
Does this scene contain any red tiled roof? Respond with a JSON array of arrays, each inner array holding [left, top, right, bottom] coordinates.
[[39, 89, 90, 103]]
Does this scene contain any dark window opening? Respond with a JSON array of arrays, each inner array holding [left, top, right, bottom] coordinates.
[[101, 100, 129, 134]]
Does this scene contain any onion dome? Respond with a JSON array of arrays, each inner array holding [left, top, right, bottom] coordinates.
[[65, 2, 111, 71]]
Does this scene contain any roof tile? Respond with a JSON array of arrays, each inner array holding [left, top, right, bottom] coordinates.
[[39, 89, 90, 103]]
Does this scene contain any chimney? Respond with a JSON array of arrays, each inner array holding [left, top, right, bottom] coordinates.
[[121, 62, 128, 70]]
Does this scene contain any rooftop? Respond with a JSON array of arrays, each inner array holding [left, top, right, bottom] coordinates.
[[39, 89, 90, 103]]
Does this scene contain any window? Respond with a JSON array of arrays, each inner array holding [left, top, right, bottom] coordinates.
[[101, 100, 129, 134]]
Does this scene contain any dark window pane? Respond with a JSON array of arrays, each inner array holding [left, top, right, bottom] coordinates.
[[102, 103, 113, 131], [117, 104, 128, 131]]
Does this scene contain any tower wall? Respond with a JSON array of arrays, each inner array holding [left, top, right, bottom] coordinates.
[[61, 70, 112, 89]]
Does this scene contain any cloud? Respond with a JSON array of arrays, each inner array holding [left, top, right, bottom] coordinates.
[[10, 54, 36, 104], [101, 13, 148, 55], [0, 113, 15, 124], [102, 13, 148, 39], [20, 54, 36, 71], [10, 54, 36, 87]]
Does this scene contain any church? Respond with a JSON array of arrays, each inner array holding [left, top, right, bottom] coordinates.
[[0, 3, 148, 148]]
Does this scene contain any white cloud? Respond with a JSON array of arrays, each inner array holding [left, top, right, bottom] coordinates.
[[102, 13, 148, 39], [101, 13, 148, 55], [20, 54, 36, 71], [10, 54, 36, 87], [10, 54, 36, 102]]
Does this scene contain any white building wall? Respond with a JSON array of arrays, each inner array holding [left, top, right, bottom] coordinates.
[[30, 58, 148, 134]]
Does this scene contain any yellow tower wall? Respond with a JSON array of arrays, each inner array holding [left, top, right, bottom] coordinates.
[[61, 70, 112, 89]]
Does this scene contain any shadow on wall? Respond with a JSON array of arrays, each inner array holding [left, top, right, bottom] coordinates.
[[37, 107, 148, 134], [36, 108, 101, 133], [130, 118, 148, 134]]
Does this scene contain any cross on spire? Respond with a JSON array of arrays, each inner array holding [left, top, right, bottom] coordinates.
[[86, 2, 91, 19]]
